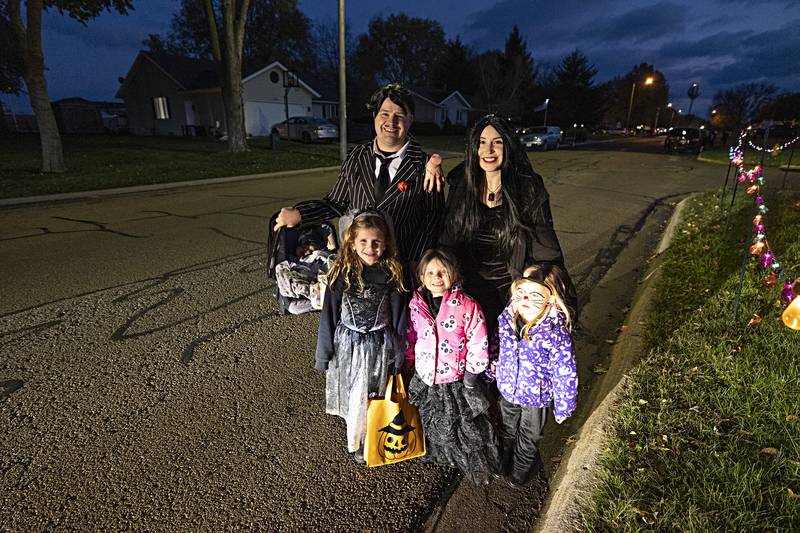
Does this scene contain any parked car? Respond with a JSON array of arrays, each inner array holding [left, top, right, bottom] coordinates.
[[664, 127, 709, 154], [272, 116, 338, 142], [519, 126, 562, 150]]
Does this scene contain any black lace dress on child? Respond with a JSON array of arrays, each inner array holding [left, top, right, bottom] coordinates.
[[318, 264, 406, 454], [407, 288, 500, 484]]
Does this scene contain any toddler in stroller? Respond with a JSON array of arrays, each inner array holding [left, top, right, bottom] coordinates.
[[267, 215, 338, 315]]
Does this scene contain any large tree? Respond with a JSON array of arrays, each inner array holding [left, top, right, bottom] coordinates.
[[544, 50, 604, 128], [310, 16, 355, 86], [602, 63, 669, 130], [753, 92, 800, 123], [471, 26, 538, 121], [352, 14, 446, 88], [202, 0, 251, 153], [162, 0, 313, 74], [430, 36, 476, 95], [711, 82, 779, 132], [1, 0, 23, 96], [6, 0, 131, 172], [500, 25, 537, 121]]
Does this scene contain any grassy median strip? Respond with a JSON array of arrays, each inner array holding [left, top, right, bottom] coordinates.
[[0, 135, 341, 199], [583, 192, 800, 531], [701, 146, 797, 169]]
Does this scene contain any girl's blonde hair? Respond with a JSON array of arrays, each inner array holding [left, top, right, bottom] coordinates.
[[509, 263, 571, 340], [328, 213, 405, 291]]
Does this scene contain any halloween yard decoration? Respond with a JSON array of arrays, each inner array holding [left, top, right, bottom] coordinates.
[[364, 375, 426, 467]]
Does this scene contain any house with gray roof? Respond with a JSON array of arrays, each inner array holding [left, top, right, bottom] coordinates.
[[116, 51, 323, 137]]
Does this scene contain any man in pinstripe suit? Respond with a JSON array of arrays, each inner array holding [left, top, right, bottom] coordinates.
[[274, 84, 445, 269]]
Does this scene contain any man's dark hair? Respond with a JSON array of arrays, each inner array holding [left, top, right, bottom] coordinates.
[[367, 83, 415, 116]]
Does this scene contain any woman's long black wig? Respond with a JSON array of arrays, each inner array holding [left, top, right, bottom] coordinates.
[[446, 114, 543, 255]]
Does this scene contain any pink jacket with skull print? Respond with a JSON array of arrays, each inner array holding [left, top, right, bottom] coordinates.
[[405, 286, 490, 386]]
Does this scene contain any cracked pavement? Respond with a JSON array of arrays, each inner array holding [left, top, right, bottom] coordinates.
[[1, 139, 727, 530]]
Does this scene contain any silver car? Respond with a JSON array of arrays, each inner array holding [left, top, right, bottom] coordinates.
[[519, 126, 562, 150], [272, 116, 339, 143]]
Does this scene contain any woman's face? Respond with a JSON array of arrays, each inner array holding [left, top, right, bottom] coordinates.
[[478, 125, 504, 174], [512, 281, 551, 322], [421, 258, 452, 297]]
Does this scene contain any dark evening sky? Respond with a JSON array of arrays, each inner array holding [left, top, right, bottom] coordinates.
[[4, 0, 799, 116]]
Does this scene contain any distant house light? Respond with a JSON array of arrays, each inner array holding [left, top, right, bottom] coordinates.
[[153, 96, 170, 120]]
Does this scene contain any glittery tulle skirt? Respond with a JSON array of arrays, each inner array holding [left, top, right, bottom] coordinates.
[[325, 326, 394, 453], [408, 375, 500, 484]]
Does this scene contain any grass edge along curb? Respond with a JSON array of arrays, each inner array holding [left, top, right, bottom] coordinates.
[[0, 166, 340, 207], [534, 197, 693, 533], [581, 192, 800, 531]]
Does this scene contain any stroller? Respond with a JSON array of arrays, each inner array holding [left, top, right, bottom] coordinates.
[[266, 212, 339, 315]]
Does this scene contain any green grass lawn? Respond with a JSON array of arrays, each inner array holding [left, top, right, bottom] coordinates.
[[415, 134, 469, 155], [583, 191, 800, 530], [701, 144, 799, 169], [0, 134, 342, 199]]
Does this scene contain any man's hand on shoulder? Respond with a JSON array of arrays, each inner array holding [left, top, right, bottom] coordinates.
[[274, 207, 301, 231], [424, 153, 445, 193]]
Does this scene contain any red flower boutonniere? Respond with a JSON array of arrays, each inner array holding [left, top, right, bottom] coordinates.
[[396, 181, 410, 192]]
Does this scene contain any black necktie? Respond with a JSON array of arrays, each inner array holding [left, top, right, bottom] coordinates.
[[374, 153, 391, 204]]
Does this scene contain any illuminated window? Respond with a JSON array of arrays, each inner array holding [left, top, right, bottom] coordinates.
[[153, 97, 170, 120]]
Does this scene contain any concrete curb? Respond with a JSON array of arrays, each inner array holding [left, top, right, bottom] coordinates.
[[534, 195, 694, 532], [0, 166, 340, 208]]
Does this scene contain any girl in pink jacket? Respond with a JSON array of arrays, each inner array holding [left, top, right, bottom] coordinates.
[[405, 249, 500, 484]]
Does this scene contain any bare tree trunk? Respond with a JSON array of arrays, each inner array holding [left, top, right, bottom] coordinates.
[[10, 0, 65, 172], [220, 56, 247, 152], [204, 0, 249, 153]]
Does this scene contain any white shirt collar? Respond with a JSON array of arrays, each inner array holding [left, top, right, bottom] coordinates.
[[372, 139, 410, 160]]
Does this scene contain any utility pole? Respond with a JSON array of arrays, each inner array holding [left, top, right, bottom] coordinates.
[[338, 0, 348, 162], [653, 106, 661, 133], [625, 82, 637, 133]]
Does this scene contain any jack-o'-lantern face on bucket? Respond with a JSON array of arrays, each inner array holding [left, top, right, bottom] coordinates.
[[378, 411, 417, 460]]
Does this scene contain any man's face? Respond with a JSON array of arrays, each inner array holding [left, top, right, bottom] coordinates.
[[374, 98, 413, 151]]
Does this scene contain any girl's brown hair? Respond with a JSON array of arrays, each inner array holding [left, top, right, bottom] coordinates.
[[509, 263, 571, 340], [416, 248, 462, 288], [328, 213, 405, 291]]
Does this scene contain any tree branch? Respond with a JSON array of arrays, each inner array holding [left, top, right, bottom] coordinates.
[[234, 0, 250, 60], [203, 0, 222, 63]]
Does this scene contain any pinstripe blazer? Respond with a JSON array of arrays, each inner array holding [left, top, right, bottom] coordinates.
[[295, 137, 445, 264]]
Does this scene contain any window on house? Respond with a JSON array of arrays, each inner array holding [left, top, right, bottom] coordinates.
[[457, 110, 463, 122], [153, 97, 170, 120]]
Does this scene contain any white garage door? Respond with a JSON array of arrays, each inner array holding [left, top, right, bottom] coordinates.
[[245, 102, 307, 137]]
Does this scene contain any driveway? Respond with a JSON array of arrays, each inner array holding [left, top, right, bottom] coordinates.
[[0, 147, 727, 529]]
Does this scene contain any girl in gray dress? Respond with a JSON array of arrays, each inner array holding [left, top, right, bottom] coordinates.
[[315, 211, 407, 459]]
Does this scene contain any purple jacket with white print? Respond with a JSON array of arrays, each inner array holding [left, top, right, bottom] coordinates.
[[491, 304, 577, 419]]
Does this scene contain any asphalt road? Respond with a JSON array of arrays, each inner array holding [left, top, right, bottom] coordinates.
[[1, 138, 729, 530]]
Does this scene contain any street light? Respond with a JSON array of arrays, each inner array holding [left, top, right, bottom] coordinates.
[[626, 76, 655, 134]]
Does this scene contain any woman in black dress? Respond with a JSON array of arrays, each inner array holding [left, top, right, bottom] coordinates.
[[439, 114, 577, 344]]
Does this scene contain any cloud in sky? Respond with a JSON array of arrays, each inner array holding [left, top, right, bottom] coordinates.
[[4, 0, 797, 114]]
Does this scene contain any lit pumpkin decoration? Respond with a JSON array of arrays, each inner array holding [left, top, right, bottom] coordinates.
[[750, 242, 765, 255], [782, 281, 800, 331], [378, 411, 417, 460]]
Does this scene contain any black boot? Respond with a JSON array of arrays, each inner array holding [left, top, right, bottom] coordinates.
[[492, 438, 515, 480], [506, 450, 542, 490]]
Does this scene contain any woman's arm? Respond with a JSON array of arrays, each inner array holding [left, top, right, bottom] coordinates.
[[523, 181, 579, 319]]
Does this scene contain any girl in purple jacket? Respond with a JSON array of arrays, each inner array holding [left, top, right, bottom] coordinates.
[[491, 263, 577, 488]]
